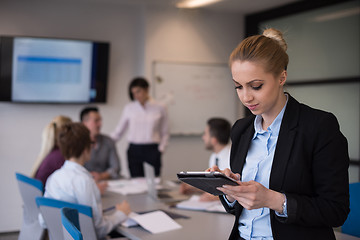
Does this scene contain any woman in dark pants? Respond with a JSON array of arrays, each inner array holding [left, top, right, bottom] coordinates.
[[111, 77, 169, 177]]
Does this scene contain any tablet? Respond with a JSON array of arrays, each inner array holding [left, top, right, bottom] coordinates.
[[177, 171, 239, 196]]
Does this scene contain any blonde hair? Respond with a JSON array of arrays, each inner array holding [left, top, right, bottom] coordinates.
[[30, 115, 72, 177], [229, 28, 288, 77]]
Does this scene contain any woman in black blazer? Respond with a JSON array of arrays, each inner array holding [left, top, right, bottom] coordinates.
[[210, 28, 350, 240]]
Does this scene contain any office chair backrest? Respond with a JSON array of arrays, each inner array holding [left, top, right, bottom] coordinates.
[[61, 208, 83, 240], [36, 197, 97, 240], [342, 182, 360, 237], [15, 173, 45, 240]]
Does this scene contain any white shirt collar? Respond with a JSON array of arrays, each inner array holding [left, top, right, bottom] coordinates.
[[63, 160, 92, 177]]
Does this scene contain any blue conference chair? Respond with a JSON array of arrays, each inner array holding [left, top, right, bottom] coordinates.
[[36, 197, 97, 240], [15, 173, 46, 240], [342, 182, 360, 237], [61, 208, 83, 240]]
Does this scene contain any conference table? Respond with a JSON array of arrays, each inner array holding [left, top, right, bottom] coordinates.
[[335, 232, 360, 240], [102, 188, 233, 240], [101, 181, 359, 240]]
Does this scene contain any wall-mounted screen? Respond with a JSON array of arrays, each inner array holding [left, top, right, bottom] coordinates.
[[0, 36, 109, 103]]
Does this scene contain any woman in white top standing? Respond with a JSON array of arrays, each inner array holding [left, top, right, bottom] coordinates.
[[111, 77, 169, 177], [44, 123, 131, 239]]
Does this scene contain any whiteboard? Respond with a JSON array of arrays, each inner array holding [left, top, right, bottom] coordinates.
[[153, 61, 238, 135]]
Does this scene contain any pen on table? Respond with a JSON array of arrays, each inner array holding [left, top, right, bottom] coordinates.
[[103, 206, 116, 213]]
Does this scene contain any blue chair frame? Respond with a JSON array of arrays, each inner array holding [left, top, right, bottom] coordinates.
[[36, 197, 96, 240], [15, 173, 45, 240], [342, 182, 360, 237], [61, 207, 83, 240], [16, 173, 43, 192]]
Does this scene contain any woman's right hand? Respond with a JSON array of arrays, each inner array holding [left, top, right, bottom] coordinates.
[[116, 200, 131, 216]]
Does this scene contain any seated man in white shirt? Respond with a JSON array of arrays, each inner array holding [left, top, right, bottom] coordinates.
[[43, 122, 131, 239], [180, 118, 231, 201]]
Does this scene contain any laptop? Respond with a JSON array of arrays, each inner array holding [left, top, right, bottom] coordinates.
[[143, 162, 188, 203]]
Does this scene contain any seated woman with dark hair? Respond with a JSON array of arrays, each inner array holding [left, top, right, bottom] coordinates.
[[43, 122, 131, 239]]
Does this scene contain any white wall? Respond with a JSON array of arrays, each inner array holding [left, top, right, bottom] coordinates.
[[0, 0, 244, 232], [144, 7, 244, 178]]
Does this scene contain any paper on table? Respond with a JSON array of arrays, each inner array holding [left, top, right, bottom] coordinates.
[[176, 195, 226, 213], [107, 178, 163, 195], [123, 210, 182, 234], [107, 178, 147, 195], [121, 212, 140, 227], [109, 185, 147, 195]]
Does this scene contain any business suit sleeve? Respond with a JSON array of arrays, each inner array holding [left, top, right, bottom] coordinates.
[[279, 112, 350, 227], [219, 117, 253, 217], [219, 195, 237, 215]]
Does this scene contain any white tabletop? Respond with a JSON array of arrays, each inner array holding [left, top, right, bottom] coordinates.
[[102, 185, 359, 240], [102, 190, 233, 240], [334, 231, 360, 240]]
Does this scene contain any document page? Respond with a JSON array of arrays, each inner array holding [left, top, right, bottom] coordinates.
[[176, 195, 226, 213], [122, 210, 182, 234]]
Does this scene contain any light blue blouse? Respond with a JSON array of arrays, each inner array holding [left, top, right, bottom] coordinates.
[[226, 95, 288, 240]]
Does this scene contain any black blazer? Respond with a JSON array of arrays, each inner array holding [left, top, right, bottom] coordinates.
[[220, 95, 350, 240]]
